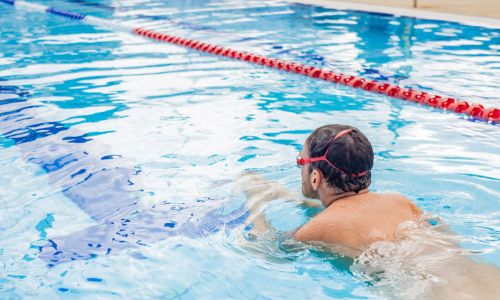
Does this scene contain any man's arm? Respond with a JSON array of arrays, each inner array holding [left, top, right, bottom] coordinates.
[[237, 172, 325, 235], [236, 172, 292, 233]]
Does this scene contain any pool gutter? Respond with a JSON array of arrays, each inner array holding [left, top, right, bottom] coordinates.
[[289, 0, 500, 29]]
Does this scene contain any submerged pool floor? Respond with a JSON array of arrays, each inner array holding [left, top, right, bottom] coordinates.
[[0, 0, 499, 298]]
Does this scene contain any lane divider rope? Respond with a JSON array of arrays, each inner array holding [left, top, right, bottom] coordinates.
[[2, 0, 499, 123]]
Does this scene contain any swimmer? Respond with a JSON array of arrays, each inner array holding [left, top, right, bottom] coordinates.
[[238, 124, 500, 299], [240, 124, 421, 252]]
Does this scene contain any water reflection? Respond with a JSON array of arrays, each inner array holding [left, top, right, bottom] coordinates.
[[0, 0, 499, 298]]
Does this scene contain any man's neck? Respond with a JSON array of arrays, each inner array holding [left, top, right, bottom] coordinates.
[[320, 188, 369, 208]]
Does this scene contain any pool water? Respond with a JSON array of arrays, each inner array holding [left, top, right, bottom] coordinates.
[[0, 0, 499, 298]]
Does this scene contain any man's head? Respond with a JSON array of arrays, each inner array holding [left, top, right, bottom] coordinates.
[[298, 124, 373, 199]]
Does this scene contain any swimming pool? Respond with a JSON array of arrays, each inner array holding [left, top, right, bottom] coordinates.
[[1, 0, 499, 298]]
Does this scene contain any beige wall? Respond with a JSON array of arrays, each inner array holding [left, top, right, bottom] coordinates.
[[340, 0, 500, 19]]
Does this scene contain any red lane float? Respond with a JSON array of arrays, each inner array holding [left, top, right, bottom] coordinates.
[[2, 0, 498, 123], [132, 28, 499, 123]]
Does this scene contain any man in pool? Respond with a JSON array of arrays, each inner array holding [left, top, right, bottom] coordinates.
[[238, 124, 500, 298], [293, 124, 422, 249], [240, 125, 500, 299], [240, 124, 421, 251]]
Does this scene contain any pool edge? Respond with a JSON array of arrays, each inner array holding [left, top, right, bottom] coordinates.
[[288, 0, 500, 29]]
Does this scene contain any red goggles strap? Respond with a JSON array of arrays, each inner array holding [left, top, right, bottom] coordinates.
[[298, 128, 368, 177]]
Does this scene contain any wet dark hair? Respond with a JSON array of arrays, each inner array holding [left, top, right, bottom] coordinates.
[[305, 124, 373, 193]]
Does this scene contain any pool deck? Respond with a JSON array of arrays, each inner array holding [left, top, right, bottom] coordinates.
[[292, 0, 500, 28]]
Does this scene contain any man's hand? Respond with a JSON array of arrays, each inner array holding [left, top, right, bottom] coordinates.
[[236, 172, 293, 233]]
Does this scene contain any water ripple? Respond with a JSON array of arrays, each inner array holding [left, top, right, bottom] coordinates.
[[0, 0, 499, 298]]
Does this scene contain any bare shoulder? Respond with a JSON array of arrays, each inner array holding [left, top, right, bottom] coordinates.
[[294, 192, 423, 245], [294, 214, 349, 244], [381, 192, 410, 201], [295, 216, 367, 249], [294, 216, 325, 242], [378, 192, 422, 217]]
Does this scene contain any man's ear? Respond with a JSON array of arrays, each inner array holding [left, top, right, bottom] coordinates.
[[310, 169, 322, 191]]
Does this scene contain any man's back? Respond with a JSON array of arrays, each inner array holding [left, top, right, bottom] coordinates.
[[294, 192, 422, 250]]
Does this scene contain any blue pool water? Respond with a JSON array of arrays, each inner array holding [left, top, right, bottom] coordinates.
[[0, 0, 499, 298]]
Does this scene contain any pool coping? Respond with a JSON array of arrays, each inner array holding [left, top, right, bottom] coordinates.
[[288, 0, 500, 29]]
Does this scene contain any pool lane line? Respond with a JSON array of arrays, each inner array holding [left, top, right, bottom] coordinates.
[[1, 0, 499, 124]]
